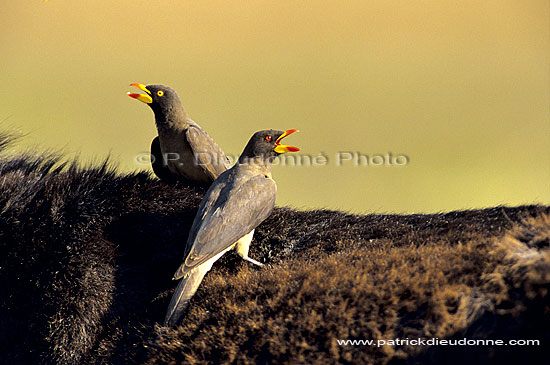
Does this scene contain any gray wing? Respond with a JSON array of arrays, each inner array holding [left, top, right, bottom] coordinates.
[[173, 173, 276, 279], [186, 124, 231, 181]]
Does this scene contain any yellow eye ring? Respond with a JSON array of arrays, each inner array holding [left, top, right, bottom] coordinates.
[[157, 90, 164, 97]]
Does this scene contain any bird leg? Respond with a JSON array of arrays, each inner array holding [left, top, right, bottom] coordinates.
[[242, 256, 265, 267], [234, 229, 264, 267]]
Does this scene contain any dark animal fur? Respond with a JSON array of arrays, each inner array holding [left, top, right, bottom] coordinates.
[[0, 132, 548, 364]]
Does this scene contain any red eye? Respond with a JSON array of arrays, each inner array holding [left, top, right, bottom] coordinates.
[[265, 135, 272, 141]]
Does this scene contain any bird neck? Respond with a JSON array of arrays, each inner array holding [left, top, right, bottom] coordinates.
[[236, 156, 273, 176], [154, 106, 190, 133]]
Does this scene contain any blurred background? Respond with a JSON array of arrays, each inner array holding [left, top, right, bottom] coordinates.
[[1, 0, 548, 213]]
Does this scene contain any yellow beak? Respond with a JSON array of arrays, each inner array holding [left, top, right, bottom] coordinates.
[[127, 83, 153, 104], [274, 129, 300, 153]]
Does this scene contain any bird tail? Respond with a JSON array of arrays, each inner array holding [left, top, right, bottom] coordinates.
[[164, 267, 208, 327]]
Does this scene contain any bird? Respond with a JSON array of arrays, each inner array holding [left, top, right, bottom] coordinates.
[[127, 83, 230, 186], [164, 129, 300, 326]]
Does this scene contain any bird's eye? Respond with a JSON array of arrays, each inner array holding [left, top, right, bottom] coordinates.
[[157, 90, 164, 97], [265, 136, 272, 142]]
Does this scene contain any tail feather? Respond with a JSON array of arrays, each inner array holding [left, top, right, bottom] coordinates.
[[164, 267, 208, 327], [165, 243, 234, 326]]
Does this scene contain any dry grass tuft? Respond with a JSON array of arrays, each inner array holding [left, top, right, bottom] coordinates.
[[142, 213, 550, 365]]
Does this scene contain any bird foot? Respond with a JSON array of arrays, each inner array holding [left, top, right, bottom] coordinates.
[[243, 257, 264, 267]]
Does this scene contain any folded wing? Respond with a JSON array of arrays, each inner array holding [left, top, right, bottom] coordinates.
[[173, 174, 276, 280], [186, 124, 231, 181]]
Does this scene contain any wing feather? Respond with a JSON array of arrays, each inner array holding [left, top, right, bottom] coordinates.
[[173, 172, 276, 279], [186, 125, 231, 180]]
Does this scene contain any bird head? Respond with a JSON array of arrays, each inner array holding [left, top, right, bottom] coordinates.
[[127, 83, 185, 119], [239, 129, 300, 163]]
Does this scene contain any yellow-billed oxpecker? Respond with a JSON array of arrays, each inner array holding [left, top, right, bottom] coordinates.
[[164, 129, 300, 326], [128, 83, 230, 186]]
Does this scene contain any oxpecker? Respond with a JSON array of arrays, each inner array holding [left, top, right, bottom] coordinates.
[[164, 129, 300, 326], [128, 83, 230, 186]]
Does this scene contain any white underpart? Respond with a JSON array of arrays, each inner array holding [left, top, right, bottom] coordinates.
[[234, 229, 263, 267]]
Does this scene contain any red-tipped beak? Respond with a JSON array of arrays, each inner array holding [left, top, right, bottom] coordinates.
[[127, 83, 153, 104], [274, 129, 300, 153]]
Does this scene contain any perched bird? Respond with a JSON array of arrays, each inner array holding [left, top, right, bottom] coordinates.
[[128, 83, 230, 186], [164, 129, 300, 326]]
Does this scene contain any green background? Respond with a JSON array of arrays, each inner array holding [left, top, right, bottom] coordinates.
[[1, 0, 548, 213]]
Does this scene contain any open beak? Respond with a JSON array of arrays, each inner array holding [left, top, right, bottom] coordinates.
[[274, 129, 300, 153], [127, 83, 153, 104]]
